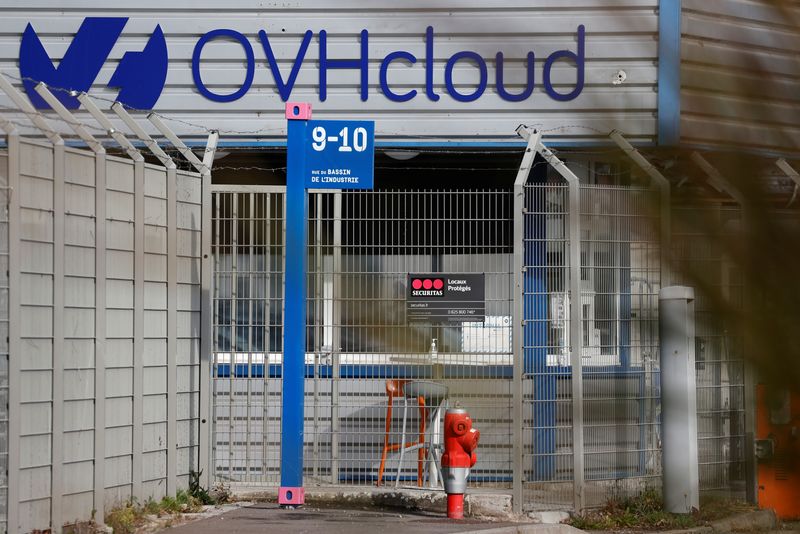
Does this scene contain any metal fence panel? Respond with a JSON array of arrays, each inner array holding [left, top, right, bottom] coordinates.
[[672, 205, 747, 497], [211, 187, 515, 488], [579, 185, 662, 507], [212, 188, 285, 484], [210, 180, 753, 512], [309, 189, 514, 487], [521, 182, 574, 510]]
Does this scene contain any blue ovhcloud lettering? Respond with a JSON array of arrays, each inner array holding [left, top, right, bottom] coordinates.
[[20, 17, 168, 110]]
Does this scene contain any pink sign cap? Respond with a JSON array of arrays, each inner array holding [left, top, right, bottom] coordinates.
[[285, 102, 312, 120]]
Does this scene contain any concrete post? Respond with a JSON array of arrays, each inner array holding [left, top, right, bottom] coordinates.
[[659, 286, 699, 513]]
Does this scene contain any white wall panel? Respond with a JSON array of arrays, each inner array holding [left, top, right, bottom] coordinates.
[[144, 226, 167, 253], [62, 400, 93, 431], [20, 274, 52, 306], [106, 251, 133, 279], [63, 370, 94, 401], [19, 178, 53, 211], [144, 167, 167, 199], [65, 217, 95, 248], [63, 309, 95, 340], [64, 246, 94, 278], [144, 254, 167, 282], [18, 143, 52, 180], [63, 432, 94, 463], [104, 427, 132, 459], [65, 277, 95, 308], [64, 151, 95, 187], [19, 208, 52, 242], [142, 366, 166, 395], [104, 456, 132, 488], [104, 397, 132, 428], [105, 339, 133, 368], [143, 423, 167, 453], [107, 191, 134, 223], [142, 339, 166, 367], [64, 339, 95, 369], [18, 404, 51, 436], [63, 462, 94, 494], [20, 307, 52, 338], [65, 184, 96, 217], [141, 451, 166, 482], [145, 198, 167, 227], [143, 395, 167, 423], [20, 339, 52, 370]]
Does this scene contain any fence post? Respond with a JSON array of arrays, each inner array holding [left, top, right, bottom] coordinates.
[[4, 122, 20, 534], [330, 191, 342, 485], [512, 127, 541, 514], [566, 169, 585, 514], [659, 286, 699, 513], [200, 134, 218, 489], [533, 143, 585, 513]]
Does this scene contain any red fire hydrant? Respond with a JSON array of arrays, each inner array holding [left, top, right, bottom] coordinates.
[[441, 407, 480, 519]]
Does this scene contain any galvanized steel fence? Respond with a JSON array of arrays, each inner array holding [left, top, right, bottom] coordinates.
[[210, 179, 750, 510]]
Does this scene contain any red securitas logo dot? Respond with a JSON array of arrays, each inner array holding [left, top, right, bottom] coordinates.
[[411, 278, 444, 297]]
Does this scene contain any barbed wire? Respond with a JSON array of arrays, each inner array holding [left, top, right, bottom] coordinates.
[[1, 71, 773, 189], [1, 72, 627, 141]]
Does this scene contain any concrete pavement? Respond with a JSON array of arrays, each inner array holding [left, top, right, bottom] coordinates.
[[164, 502, 523, 534]]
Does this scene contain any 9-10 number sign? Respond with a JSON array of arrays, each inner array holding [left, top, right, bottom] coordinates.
[[304, 120, 375, 189]]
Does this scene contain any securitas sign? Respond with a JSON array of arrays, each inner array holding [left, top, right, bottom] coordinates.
[[407, 274, 486, 323], [19, 17, 587, 110]]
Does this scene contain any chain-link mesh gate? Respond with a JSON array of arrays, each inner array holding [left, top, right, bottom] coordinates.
[[520, 180, 662, 511], [307, 189, 514, 486], [580, 185, 662, 507], [212, 187, 285, 483], [212, 187, 515, 487]]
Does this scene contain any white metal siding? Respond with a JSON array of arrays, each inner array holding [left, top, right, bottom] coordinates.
[[0, 1, 659, 144], [681, 0, 800, 154]]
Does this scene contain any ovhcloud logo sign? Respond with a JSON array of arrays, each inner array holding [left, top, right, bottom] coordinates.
[[19, 17, 168, 110]]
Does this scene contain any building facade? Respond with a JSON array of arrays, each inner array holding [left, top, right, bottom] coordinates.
[[0, 1, 798, 532]]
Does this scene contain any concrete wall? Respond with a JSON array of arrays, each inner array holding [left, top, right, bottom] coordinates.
[[6, 137, 203, 533]]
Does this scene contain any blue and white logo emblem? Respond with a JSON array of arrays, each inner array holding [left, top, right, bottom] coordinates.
[[20, 17, 168, 110]]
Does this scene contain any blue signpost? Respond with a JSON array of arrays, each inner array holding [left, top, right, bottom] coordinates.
[[279, 103, 374, 507]]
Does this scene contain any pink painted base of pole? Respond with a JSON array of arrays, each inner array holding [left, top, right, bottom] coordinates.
[[278, 487, 305, 506], [447, 494, 464, 519]]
